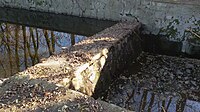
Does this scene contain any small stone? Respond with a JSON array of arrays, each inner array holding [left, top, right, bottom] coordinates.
[[0, 80, 3, 86], [165, 92, 170, 95], [178, 84, 182, 88], [61, 105, 70, 111], [176, 70, 183, 75], [186, 69, 191, 74], [178, 76, 181, 79], [160, 69, 165, 73], [63, 78, 70, 84], [191, 87, 195, 90], [15, 99, 19, 103], [184, 77, 189, 80], [169, 74, 174, 79], [185, 63, 194, 69], [182, 90, 187, 94], [163, 72, 167, 75], [172, 92, 177, 96], [185, 81, 189, 84], [191, 81, 197, 86], [179, 81, 183, 84]]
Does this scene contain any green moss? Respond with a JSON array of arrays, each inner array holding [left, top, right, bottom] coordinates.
[[159, 17, 200, 41], [93, 71, 100, 84], [36, 1, 43, 6], [185, 17, 200, 41], [197, 20, 200, 25], [33, 0, 46, 6], [159, 19, 180, 40]]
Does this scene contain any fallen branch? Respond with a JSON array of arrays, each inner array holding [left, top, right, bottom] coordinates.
[[186, 28, 200, 39], [161, 106, 166, 112]]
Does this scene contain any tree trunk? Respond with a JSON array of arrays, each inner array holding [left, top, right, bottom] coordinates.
[[44, 30, 53, 55], [71, 34, 75, 45], [27, 28, 35, 65], [5, 24, 13, 76], [51, 31, 55, 52], [15, 25, 20, 71], [22, 26, 28, 68], [35, 28, 39, 62]]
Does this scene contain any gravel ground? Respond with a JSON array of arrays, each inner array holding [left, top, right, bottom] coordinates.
[[0, 77, 130, 112]]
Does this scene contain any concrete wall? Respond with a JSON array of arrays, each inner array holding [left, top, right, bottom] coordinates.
[[0, 7, 116, 36], [0, 22, 141, 98], [71, 22, 141, 96], [0, 0, 199, 41]]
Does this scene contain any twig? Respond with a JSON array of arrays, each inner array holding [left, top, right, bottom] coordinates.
[[186, 28, 200, 39], [161, 106, 166, 112]]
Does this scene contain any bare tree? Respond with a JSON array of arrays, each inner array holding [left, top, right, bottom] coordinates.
[[51, 31, 55, 52], [139, 89, 148, 112], [5, 24, 13, 76], [35, 28, 39, 62], [15, 25, 20, 71], [22, 26, 28, 68], [44, 30, 54, 55], [71, 34, 75, 45], [176, 94, 186, 112], [148, 93, 155, 112], [27, 27, 35, 65]]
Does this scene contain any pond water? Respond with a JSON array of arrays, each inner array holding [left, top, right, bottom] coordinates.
[[0, 7, 116, 78], [0, 22, 86, 78], [104, 52, 200, 112]]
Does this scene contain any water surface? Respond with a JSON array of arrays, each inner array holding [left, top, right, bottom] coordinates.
[[0, 7, 116, 78], [104, 52, 200, 112], [0, 22, 86, 78]]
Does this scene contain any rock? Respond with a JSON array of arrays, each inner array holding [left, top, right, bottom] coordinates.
[[191, 81, 197, 86], [0, 78, 7, 87], [191, 87, 195, 90], [62, 78, 71, 88], [177, 84, 182, 88], [186, 69, 191, 74], [179, 81, 183, 84], [185, 63, 194, 69], [0, 80, 3, 86], [184, 77, 189, 80], [169, 74, 174, 79], [176, 70, 183, 75], [185, 81, 189, 84]]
